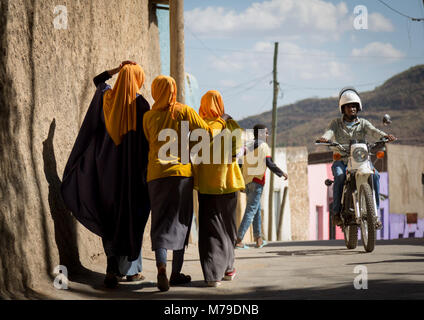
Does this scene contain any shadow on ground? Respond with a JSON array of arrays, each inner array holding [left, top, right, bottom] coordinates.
[[50, 278, 423, 300], [264, 238, 424, 248], [34, 239, 424, 300]]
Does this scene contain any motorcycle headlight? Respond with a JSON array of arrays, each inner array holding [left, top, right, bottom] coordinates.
[[352, 147, 368, 162]]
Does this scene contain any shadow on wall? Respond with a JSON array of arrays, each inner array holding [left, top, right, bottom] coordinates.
[[0, 0, 33, 298], [42, 118, 84, 276]]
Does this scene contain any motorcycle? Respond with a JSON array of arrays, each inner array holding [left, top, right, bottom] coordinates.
[[315, 137, 389, 252]]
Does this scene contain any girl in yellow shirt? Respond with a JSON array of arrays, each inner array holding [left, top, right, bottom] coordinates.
[[193, 90, 245, 287], [143, 75, 213, 292]]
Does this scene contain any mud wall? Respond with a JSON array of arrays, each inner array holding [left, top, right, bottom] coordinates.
[[286, 147, 310, 241], [387, 144, 424, 219], [0, 0, 161, 298]]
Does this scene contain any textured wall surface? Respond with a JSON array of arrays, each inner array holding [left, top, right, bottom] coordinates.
[[286, 147, 310, 241], [236, 146, 308, 242], [0, 0, 161, 298], [261, 147, 290, 241], [387, 144, 424, 219]]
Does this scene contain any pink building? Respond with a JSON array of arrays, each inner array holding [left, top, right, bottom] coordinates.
[[307, 162, 331, 240]]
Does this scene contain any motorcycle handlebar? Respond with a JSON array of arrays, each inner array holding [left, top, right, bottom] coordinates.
[[315, 140, 347, 152], [315, 139, 389, 152], [370, 137, 389, 149]]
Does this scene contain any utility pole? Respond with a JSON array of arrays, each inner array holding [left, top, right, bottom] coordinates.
[[268, 42, 279, 240], [170, 0, 185, 103]]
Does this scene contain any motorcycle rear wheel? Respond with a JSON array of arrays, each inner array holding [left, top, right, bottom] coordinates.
[[359, 184, 376, 253]]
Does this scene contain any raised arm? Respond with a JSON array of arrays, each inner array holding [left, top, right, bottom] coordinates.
[[93, 71, 112, 87], [92, 60, 137, 87]]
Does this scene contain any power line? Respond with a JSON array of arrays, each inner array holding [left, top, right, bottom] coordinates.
[[187, 46, 424, 60], [256, 93, 274, 114], [223, 78, 271, 102], [207, 73, 272, 101], [199, 73, 272, 103], [219, 72, 272, 94], [376, 0, 424, 21], [419, 0, 424, 42], [279, 81, 382, 91], [199, 72, 271, 92]]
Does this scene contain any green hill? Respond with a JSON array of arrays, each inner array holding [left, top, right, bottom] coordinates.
[[238, 65, 424, 152]]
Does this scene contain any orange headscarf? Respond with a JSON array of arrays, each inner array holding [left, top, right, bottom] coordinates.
[[102, 64, 145, 145], [151, 75, 183, 119], [199, 90, 225, 122]]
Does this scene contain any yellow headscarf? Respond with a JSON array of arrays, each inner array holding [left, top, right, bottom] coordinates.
[[151, 75, 182, 119], [102, 64, 145, 145], [199, 90, 225, 125]]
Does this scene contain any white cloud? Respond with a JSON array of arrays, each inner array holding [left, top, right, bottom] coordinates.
[[254, 41, 274, 52], [185, 0, 393, 41], [186, 0, 349, 40], [207, 41, 349, 81], [368, 12, 395, 32], [278, 42, 349, 80], [351, 42, 404, 60], [220, 79, 238, 87], [208, 53, 245, 72]]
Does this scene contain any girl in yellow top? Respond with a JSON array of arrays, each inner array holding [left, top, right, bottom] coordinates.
[[194, 90, 245, 287], [143, 75, 213, 292]]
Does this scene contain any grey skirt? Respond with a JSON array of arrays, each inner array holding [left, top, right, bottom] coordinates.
[[198, 192, 238, 282], [148, 176, 194, 251]]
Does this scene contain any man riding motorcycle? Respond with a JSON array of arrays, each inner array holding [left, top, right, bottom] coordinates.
[[318, 87, 396, 227]]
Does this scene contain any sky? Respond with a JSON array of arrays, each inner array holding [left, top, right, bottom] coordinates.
[[183, 0, 424, 121]]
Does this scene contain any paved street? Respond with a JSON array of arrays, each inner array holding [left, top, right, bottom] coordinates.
[[43, 238, 424, 300]]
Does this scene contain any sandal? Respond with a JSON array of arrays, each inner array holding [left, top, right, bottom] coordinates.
[[207, 281, 221, 287], [235, 242, 249, 249], [223, 269, 236, 281], [255, 237, 268, 248], [126, 273, 145, 282], [169, 273, 191, 286]]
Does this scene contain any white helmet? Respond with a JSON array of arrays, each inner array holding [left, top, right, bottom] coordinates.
[[338, 87, 362, 113]]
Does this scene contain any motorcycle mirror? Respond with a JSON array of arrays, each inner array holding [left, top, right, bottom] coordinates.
[[383, 114, 392, 126]]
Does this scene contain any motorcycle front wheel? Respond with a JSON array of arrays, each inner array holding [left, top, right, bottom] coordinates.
[[343, 224, 358, 249], [359, 183, 376, 252]]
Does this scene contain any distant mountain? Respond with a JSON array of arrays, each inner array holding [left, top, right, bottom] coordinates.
[[238, 65, 424, 152]]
